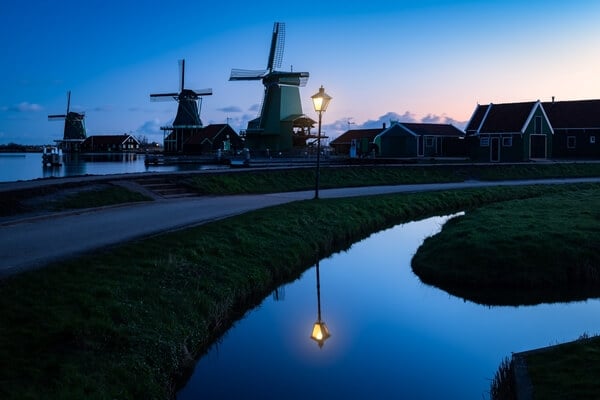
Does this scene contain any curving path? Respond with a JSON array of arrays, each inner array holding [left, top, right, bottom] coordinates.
[[1, 177, 599, 278]]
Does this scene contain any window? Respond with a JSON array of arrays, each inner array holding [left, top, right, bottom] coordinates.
[[591, 136, 596, 144], [567, 136, 576, 149], [534, 116, 542, 134], [480, 137, 490, 147], [425, 136, 434, 147], [502, 137, 512, 147]]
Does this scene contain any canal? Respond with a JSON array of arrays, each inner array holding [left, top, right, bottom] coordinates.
[[177, 214, 600, 399]]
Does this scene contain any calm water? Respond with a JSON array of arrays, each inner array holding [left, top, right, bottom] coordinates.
[[178, 215, 600, 399], [0, 152, 224, 182]]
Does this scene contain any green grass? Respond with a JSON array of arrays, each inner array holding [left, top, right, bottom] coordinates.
[[0, 183, 587, 400], [183, 163, 600, 195], [524, 336, 600, 400], [411, 186, 600, 305]]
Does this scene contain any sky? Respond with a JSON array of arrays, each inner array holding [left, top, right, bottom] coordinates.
[[1, 0, 599, 145]]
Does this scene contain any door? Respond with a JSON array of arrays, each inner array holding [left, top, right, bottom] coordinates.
[[490, 137, 500, 162], [530, 135, 547, 159], [417, 136, 424, 157]]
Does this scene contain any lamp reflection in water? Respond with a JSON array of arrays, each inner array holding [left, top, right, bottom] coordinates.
[[310, 256, 331, 348]]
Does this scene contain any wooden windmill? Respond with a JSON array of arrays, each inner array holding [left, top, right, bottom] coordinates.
[[150, 59, 213, 153], [48, 91, 86, 152], [230, 22, 314, 152]]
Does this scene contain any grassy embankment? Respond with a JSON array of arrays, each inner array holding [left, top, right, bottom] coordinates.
[[410, 185, 600, 399], [1, 181, 595, 400]]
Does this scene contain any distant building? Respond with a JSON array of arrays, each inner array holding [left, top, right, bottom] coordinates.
[[330, 125, 387, 156], [542, 98, 600, 159], [375, 122, 466, 158], [464, 101, 553, 162], [80, 134, 140, 152], [181, 124, 244, 154]]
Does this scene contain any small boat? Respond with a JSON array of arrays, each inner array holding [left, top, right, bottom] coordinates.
[[42, 146, 63, 167]]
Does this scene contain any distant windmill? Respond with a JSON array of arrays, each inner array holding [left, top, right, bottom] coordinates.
[[150, 59, 212, 153], [230, 22, 313, 152], [48, 90, 86, 152]]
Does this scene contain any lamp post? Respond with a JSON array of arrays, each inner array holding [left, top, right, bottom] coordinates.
[[311, 86, 332, 199], [310, 257, 331, 348]]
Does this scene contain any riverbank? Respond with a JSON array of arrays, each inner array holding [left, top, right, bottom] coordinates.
[[0, 181, 596, 399]]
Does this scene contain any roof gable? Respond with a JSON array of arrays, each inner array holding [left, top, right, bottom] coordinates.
[[479, 102, 538, 133]]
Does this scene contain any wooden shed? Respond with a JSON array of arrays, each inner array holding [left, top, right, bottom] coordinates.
[[374, 122, 466, 158], [464, 101, 553, 162]]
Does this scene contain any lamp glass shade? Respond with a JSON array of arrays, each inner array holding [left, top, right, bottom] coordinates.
[[311, 86, 332, 113], [311, 321, 331, 346]]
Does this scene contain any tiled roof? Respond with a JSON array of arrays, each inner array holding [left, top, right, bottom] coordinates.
[[399, 123, 464, 136], [479, 102, 537, 133], [542, 99, 600, 129], [330, 128, 385, 144]]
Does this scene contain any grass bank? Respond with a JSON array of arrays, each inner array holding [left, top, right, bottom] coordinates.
[[411, 185, 600, 306], [182, 162, 600, 195], [0, 183, 589, 399]]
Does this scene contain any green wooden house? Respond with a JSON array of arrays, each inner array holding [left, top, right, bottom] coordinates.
[[374, 122, 466, 158], [464, 101, 553, 162]]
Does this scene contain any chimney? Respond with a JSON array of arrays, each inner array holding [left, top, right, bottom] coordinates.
[[383, 122, 386, 129], [552, 96, 555, 103]]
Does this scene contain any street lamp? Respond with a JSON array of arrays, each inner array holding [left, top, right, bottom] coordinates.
[[311, 86, 332, 199], [310, 257, 331, 348]]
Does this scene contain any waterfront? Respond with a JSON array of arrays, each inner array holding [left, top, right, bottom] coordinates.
[[0, 152, 223, 183], [178, 215, 600, 399]]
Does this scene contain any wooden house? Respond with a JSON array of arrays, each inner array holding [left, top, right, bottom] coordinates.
[[80, 134, 140, 152], [464, 101, 553, 162], [542, 99, 600, 159], [374, 122, 466, 158], [182, 124, 244, 154], [330, 126, 387, 156]]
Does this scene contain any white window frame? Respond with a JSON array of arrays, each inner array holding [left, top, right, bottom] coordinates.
[[502, 137, 512, 147], [425, 136, 434, 147], [591, 136, 596, 144], [567, 136, 576, 149], [480, 137, 490, 147]]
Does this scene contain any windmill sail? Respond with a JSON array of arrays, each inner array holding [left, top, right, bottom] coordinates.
[[48, 90, 86, 141], [228, 22, 312, 151]]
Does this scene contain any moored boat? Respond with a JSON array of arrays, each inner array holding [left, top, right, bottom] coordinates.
[[42, 146, 63, 167]]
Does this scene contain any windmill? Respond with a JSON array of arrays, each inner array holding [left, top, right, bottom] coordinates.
[[48, 90, 86, 152], [230, 22, 313, 152], [150, 59, 213, 153]]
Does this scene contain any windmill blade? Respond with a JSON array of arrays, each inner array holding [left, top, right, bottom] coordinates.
[[229, 69, 268, 80], [48, 114, 66, 121], [150, 93, 179, 101], [192, 88, 213, 96], [179, 59, 185, 92], [267, 22, 285, 71]]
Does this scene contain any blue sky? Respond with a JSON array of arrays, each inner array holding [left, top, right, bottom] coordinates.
[[1, 0, 599, 145]]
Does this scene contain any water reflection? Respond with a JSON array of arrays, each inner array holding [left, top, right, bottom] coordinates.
[[177, 214, 600, 399], [310, 256, 331, 348]]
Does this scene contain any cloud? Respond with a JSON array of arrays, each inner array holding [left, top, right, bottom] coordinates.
[[5, 102, 43, 112], [218, 106, 243, 113], [421, 113, 468, 129], [248, 103, 261, 113], [136, 118, 164, 135], [360, 111, 417, 129]]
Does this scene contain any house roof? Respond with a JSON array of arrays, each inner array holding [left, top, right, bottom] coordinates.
[[542, 99, 600, 129], [465, 102, 539, 134], [185, 124, 242, 145], [330, 128, 385, 145], [82, 134, 138, 146], [398, 122, 464, 136]]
